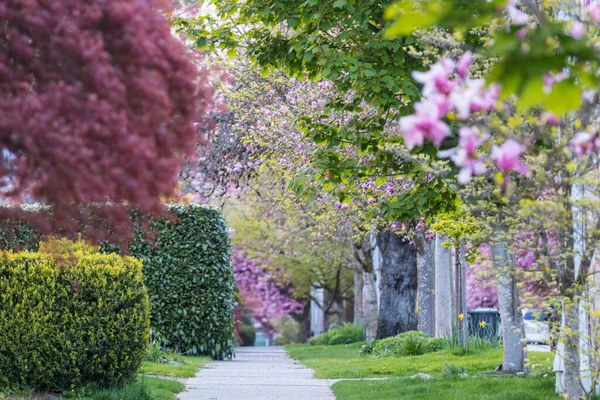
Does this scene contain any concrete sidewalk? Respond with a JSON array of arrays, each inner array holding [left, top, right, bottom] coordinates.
[[177, 346, 336, 400]]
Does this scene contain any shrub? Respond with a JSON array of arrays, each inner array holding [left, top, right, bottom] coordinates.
[[0, 205, 236, 360], [273, 317, 301, 345], [126, 205, 235, 359], [313, 323, 364, 345], [358, 341, 376, 357], [372, 331, 444, 357], [144, 342, 182, 364], [0, 239, 150, 391], [442, 362, 466, 379], [240, 325, 256, 346]]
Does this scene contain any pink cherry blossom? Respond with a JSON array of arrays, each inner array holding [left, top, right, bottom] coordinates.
[[490, 139, 529, 175], [570, 22, 585, 39], [456, 51, 472, 78], [412, 58, 455, 97]]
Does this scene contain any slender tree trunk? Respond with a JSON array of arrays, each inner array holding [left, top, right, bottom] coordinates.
[[376, 231, 418, 338], [563, 296, 585, 399], [491, 242, 527, 372], [353, 263, 364, 326], [435, 234, 453, 338], [363, 269, 379, 340], [414, 232, 435, 337], [351, 234, 379, 341]]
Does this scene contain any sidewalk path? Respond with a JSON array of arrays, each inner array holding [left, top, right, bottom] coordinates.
[[177, 346, 336, 400]]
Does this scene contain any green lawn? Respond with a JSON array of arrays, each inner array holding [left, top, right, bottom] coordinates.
[[286, 343, 558, 399], [81, 376, 183, 400], [139, 356, 210, 378], [332, 375, 556, 400]]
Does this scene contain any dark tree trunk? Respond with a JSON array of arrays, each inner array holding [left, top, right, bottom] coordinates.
[[298, 301, 312, 343], [414, 232, 435, 337], [376, 231, 418, 339]]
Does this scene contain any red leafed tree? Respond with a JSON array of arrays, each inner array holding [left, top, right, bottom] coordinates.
[[0, 0, 210, 243]]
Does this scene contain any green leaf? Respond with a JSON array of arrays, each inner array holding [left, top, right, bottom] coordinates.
[[332, 0, 347, 8], [544, 80, 582, 115]]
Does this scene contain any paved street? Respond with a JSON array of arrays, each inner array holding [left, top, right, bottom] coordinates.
[[177, 347, 336, 400]]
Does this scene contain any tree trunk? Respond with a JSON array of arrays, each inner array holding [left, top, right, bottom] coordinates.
[[363, 269, 378, 340], [351, 234, 378, 341], [376, 231, 418, 338], [563, 297, 585, 399], [414, 231, 435, 337], [353, 263, 364, 326], [491, 242, 527, 372], [435, 234, 453, 338]]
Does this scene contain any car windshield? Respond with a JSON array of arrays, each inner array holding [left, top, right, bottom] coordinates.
[[523, 310, 548, 321]]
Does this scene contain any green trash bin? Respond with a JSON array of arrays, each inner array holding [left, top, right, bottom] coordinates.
[[468, 308, 500, 340]]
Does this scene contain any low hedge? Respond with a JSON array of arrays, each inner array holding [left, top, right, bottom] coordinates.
[[0, 239, 150, 391]]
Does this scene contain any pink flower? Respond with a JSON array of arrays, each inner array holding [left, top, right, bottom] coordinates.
[[412, 58, 456, 97], [400, 99, 450, 149], [516, 27, 529, 39], [456, 51, 472, 78], [457, 158, 487, 184], [458, 126, 488, 155], [585, 1, 600, 22], [543, 71, 569, 93], [340, 203, 349, 209], [390, 223, 398, 230], [570, 22, 585, 39], [570, 131, 600, 156], [437, 127, 488, 184], [541, 112, 559, 126], [507, 1, 530, 25], [491, 139, 529, 175], [450, 79, 499, 120]]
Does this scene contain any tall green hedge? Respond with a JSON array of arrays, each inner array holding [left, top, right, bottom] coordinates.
[[127, 205, 235, 359], [0, 241, 150, 391], [0, 204, 236, 360]]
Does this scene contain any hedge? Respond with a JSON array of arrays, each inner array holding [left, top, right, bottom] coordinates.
[[0, 204, 235, 360], [0, 239, 150, 391], [125, 205, 235, 359]]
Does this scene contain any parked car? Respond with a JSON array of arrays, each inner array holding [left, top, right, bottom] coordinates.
[[522, 308, 550, 344]]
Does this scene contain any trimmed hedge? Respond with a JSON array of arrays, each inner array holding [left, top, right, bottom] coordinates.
[[124, 205, 235, 359], [0, 239, 150, 391], [0, 205, 236, 360]]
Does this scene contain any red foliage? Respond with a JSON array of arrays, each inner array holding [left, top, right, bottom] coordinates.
[[0, 0, 210, 242]]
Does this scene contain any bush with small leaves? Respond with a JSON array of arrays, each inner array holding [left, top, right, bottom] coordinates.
[[0, 238, 150, 391]]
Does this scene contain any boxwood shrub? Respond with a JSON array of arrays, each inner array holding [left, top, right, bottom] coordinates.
[[125, 205, 235, 359], [0, 239, 150, 391]]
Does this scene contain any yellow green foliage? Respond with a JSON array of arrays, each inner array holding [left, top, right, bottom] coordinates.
[[0, 238, 150, 391]]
